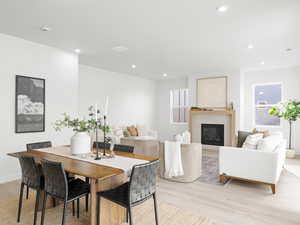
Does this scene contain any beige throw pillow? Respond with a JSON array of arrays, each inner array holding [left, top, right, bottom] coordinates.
[[127, 126, 138, 136], [252, 128, 270, 138]]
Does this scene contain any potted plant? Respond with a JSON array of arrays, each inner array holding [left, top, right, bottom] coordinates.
[[269, 100, 300, 158], [54, 106, 110, 155]]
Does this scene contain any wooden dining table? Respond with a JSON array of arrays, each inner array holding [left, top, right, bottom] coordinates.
[[8, 146, 158, 225]]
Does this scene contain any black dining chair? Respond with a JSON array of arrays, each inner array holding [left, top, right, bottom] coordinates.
[[17, 155, 44, 225], [40, 160, 90, 225], [96, 160, 159, 225], [113, 144, 134, 153], [93, 141, 111, 150], [26, 141, 52, 151], [26, 141, 52, 200]]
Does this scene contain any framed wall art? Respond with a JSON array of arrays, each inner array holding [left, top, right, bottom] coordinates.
[[197, 76, 227, 109], [15, 75, 45, 133]]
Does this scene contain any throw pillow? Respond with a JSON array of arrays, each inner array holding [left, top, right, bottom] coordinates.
[[127, 126, 138, 136], [242, 133, 264, 149], [252, 128, 270, 138], [257, 135, 283, 152], [136, 125, 147, 136], [237, 131, 252, 147], [123, 130, 130, 137]]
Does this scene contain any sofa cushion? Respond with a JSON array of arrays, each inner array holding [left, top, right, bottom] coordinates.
[[257, 135, 283, 152], [237, 131, 252, 147], [127, 126, 138, 136], [242, 133, 264, 149]]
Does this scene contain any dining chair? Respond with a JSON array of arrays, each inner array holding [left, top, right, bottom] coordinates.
[[96, 160, 159, 225], [26, 141, 52, 200], [40, 160, 90, 225], [17, 155, 44, 225], [26, 141, 52, 151], [93, 141, 111, 150], [113, 144, 134, 153]]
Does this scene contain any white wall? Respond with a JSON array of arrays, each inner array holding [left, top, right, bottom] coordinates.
[[78, 65, 156, 129], [156, 78, 188, 140], [0, 33, 79, 183], [242, 66, 300, 153], [188, 71, 242, 131]]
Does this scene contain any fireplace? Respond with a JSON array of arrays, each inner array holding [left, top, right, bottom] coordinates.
[[201, 124, 224, 146]]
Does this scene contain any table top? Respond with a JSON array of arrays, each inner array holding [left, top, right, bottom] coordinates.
[[8, 146, 158, 180]]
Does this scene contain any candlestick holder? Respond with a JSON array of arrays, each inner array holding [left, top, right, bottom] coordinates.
[[94, 120, 101, 160]]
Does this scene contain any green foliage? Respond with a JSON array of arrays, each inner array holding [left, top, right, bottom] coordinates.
[[269, 100, 300, 122], [54, 106, 111, 133]]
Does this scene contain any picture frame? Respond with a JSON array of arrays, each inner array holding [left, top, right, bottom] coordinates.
[[196, 76, 227, 109], [15, 75, 45, 133]]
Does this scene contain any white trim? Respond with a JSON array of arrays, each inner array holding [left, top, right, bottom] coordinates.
[[0, 172, 21, 184], [170, 88, 189, 124], [252, 82, 283, 127]]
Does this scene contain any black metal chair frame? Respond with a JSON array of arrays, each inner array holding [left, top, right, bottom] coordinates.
[[17, 155, 43, 225], [25, 141, 52, 200], [93, 141, 111, 150], [40, 160, 90, 225], [96, 160, 159, 225], [113, 144, 134, 153]]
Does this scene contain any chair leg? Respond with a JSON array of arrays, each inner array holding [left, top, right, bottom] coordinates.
[[85, 177, 89, 212], [26, 185, 29, 199], [128, 206, 133, 225], [72, 201, 75, 216], [17, 183, 25, 223], [52, 197, 56, 207], [153, 193, 159, 225], [96, 195, 100, 225], [77, 199, 80, 218], [40, 193, 48, 225], [33, 189, 40, 225], [126, 208, 129, 222], [61, 201, 67, 225]]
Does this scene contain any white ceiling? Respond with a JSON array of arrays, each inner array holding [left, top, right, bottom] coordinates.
[[0, 0, 299, 79]]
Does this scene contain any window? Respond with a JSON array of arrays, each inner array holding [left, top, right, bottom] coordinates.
[[170, 89, 189, 123], [253, 83, 282, 126]]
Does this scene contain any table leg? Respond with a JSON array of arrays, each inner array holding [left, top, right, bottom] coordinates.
[[90, 178, 98, 225]]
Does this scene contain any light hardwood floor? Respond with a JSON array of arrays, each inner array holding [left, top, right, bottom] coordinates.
[[1, 151, 300, 225]]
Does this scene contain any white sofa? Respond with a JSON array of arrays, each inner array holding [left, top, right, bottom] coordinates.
[[219, 139, 287, 194], [93, 126, 158, 146]]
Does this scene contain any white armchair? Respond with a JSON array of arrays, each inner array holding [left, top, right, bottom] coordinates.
[[219, 139, 287, 194]]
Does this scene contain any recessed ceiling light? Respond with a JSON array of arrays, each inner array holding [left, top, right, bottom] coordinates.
[[216, 5, 229, 12], [247, 44, 254, 49], [40, 26, 51, 32], [131, 64, 136, 69], [74, 49, 81, 54], [112, 46, 129, 53], [163, 73, 168, 77], [260, 61, 265, 65]]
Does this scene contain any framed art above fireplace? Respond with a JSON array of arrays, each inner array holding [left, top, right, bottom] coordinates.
[[196, 76, 227, 109]]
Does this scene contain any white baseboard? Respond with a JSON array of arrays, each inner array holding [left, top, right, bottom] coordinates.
[[0, 173, 21, 184]]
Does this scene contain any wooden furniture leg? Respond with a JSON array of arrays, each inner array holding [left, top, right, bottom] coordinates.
[[90, 178, 98, 225], [219, 175, 224, 183], [271, 184, 276, 194]]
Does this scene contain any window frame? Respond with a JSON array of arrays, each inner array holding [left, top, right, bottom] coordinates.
[[252, 82, 283, 128], [170, 88, 189, 125]]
